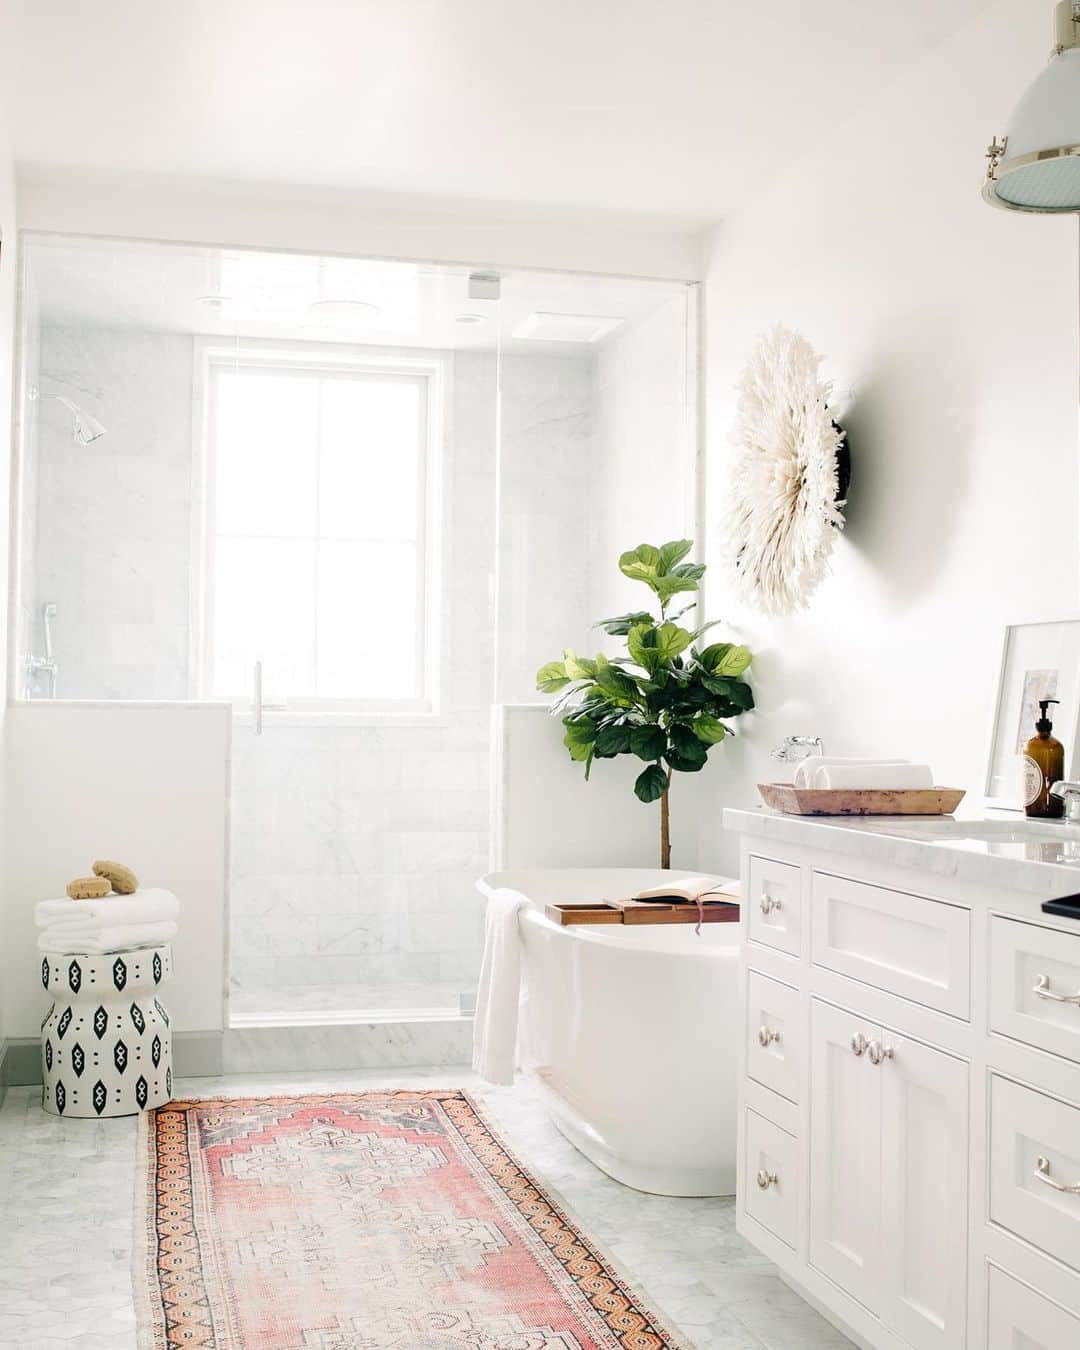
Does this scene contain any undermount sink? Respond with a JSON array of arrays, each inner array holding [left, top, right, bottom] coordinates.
[[886, 819, 1080, 844]]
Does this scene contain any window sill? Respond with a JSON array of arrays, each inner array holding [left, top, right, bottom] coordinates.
[[230, 710, 449, 729]]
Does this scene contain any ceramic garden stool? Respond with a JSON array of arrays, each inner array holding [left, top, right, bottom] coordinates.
[[39, 944, 174, 1117]]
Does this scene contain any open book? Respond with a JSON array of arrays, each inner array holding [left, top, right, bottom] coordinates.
[[618, 875, 740, 905]]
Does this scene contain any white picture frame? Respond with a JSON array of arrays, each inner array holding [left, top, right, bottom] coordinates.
[[985, 617, 1080, 810]]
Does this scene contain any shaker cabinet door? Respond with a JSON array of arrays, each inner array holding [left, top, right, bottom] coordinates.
[[879, 1031, 969, 1350], [808, 998, 883, 1311]]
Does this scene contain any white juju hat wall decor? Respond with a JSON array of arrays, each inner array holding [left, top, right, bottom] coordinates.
[[724, 325, 849, 616]]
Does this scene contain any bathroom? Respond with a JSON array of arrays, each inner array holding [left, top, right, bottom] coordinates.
[[2, 3, 1080, 1349]]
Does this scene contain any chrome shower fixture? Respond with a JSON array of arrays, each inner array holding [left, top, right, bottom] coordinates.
[[55, 395, 107, 445]]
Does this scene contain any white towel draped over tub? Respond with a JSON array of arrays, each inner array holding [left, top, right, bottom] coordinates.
[[472, 887, 529, 1086]]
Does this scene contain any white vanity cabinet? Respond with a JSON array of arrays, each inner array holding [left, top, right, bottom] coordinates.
[[725, 814, 1080, 1350]]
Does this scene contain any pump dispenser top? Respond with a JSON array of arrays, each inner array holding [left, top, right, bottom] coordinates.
[[1036, 698, 1060, 735]]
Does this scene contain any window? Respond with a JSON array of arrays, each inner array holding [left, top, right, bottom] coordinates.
[[198, 350, 439, 712]]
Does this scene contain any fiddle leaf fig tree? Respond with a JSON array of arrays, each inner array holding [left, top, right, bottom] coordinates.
[[536, 541, 754, 869]]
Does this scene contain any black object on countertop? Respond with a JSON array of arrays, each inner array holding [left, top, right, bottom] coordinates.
[[1042, 895, 1080, 921]]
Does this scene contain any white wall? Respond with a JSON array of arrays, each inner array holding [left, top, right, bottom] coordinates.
[[697, 0, 1080, 874], [0, 52, 17, 1068], [588, 292, 696, 627], [16, 167, 704, 283], [32, 327, 194, 699], [3, 703, 229, 1040]]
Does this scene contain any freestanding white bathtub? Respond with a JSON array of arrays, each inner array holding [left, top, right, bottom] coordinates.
[[477, 868, 739, 1197]]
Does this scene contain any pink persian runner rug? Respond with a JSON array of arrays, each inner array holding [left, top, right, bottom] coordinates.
[[135, 1091, 685, 1349]]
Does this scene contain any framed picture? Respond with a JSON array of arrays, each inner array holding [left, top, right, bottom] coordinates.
[[985, 618, 1080, 810]]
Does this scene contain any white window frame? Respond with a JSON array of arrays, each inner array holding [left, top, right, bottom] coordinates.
[[190, 338, 445, 719]]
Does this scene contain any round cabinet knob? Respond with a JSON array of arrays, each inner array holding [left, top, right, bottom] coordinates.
[[867, 1040, 894, 1066], [758, 1026, 782, 1047], [850, 1032, 868, 1057], [756, 1169, 778, 1190]]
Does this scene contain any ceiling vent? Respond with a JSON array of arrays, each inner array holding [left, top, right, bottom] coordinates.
[[512, 311, 624, 343]]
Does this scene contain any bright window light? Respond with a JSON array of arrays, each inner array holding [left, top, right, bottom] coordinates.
[[202, 355, 436, 711]]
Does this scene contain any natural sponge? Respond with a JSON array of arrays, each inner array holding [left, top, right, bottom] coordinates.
[[92, 859, 138, 894], [67, 876, 111, 900]]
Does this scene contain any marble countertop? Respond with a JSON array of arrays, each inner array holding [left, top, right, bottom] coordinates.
[[722, 806, 1080, 901]]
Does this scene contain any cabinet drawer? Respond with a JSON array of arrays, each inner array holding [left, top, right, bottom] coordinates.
[[986, 1265, 1080, 1350], [747, 855, 802, 957], [990, 916, 1080, 1064], [747, 971, 802, 1103], [744, 1108, 798, 1249], [989, 1075, 1080, 1273], [811, 872, 971, 1018]]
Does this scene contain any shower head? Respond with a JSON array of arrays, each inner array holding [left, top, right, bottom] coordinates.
[[55, 396, 107, 446]]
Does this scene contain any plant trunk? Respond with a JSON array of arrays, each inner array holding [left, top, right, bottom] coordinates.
[[660, 774, 672, 869]]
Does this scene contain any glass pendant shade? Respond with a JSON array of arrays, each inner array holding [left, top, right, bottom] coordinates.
[[985, 7, 1080, 212]]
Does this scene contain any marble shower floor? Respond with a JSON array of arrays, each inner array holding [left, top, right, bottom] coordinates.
[[228, 980, 468, 1023], [0, 1070, 853, 1350]]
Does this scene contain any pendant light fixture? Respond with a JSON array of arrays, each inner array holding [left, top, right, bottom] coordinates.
[[984, 1, 1080, 212]]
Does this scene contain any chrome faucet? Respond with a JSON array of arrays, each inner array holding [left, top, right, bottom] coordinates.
[[772, 735, 824, 763], [26, 602, 58, 699], [1050, 780, 1080, 823]]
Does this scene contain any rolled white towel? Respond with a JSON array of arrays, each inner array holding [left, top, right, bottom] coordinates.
[[817, 763, 934, 790], [37, 920, 178, 955], [793, 756, 909, 789], [36, 888, 179, 930]]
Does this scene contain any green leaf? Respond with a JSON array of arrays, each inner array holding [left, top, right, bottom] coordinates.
[[563, 649, 597, 681], [654, 563, 706, 605], [618, 544, 661, 585], [630, 724, 667, 761], [634, 763, 669, 803], [536, 661, 571, 693], [653, 622, 692, 662], [594, 723, 632, 757], [562, 717, 596, 762], [593, 653, 640, 701], [693, 715, 728, 745], [727, 680, 755, 711], [627, 623, 659, 672], [657, 539, 693, 574], [595, 610, 654, 637], [699, 642, 753, 678], [665, 724, 708, 772]]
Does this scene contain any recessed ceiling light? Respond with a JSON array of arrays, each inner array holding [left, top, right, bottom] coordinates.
[[309, 299, 382, 320], [455, 313, 486, 325], [512, 312, 625, 342], [196, 294, 231, 309]]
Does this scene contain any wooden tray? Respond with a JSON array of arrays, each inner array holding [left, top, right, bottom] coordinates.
[[758, 782, 966, 817], [546, 900, 740, 926]]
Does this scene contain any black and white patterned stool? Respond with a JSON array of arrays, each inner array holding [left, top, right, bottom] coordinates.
[[40, 944, 174, 1117]]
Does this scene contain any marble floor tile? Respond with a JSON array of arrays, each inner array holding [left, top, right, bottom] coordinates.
[[0, 1069, 852, 1350]]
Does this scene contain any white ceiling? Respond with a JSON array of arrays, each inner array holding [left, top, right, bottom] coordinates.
[[25, 236, 686, 353], [5, 0, 991, 219]]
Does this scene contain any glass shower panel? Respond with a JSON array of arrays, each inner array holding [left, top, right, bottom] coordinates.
[[493, 273, 695, 704]]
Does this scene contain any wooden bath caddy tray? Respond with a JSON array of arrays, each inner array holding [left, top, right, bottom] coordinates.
[[757, 782, 966, 817], [546, 898, 740, 927]]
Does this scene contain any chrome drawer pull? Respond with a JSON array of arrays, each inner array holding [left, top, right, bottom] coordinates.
[[759, 894, 783, 915], [1034, 973, 1080, 1007], [758, 1026, 782, 1047], [1034, 1155, 1080, 1194], [850, 1033, 868, 1057], [756, 1169, 778, 1190], [867, 1040, 894, 1066]]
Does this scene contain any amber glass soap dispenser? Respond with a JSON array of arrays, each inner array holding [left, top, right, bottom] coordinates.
[[1024, 698, 1065, 818]]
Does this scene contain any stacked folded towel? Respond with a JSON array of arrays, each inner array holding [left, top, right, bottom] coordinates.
[[36, 888, 179, 955], [794, 757, 934, 790]]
